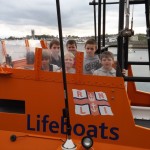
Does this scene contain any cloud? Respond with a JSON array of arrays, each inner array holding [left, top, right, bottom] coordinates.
[[0, 0, 147, 38]]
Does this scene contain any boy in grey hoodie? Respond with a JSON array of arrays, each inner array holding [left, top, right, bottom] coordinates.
[[93, 51, 116, 76], [83, 39, 101, 74]]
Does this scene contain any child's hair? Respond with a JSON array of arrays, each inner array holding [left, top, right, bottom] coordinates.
[[49, 39, 60, 49], [65, 52, 75, 60], [66, 40, 77, 48], [85, 39, 97, 48], [26, 51, 34, 64], [100, 51, 114, 60], [42, 50, 50, 60]]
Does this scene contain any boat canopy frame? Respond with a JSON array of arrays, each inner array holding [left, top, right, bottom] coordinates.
[[89, 0, 150, 82]]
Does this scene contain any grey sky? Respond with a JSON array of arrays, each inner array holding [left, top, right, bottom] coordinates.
[[0, 0, 146, 38]]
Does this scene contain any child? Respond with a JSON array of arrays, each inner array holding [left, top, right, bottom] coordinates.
[[83, 39, 101, 74], [57, 52, 75, 73], [49, 39, 61, 67], [93, 51, 116, 76], [66, 40, 77, 56], [41, 50, 50, 71], [66, 40, 77, 68], [41, 50, 59, 72]]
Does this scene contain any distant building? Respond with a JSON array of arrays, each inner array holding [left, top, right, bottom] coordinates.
[[108, 36, 117, 42], [31, 29, 35, 39], [130, 35, 139, 41]]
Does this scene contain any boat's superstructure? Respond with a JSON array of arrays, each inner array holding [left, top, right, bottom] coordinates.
[[0, 48, 150, 150], [0, 0, 150, 150]]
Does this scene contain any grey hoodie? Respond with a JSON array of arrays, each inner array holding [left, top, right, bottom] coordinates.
[[93, 66, 116, 76], [83, 54, 101, 75]]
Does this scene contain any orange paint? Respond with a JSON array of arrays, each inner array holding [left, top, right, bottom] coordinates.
[[40, 39, 48, 49], [127, 65, 150, 106], [0, 48, 149, 150], [25, 39, 30, 52]]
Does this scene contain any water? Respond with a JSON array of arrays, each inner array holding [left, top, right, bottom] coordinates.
[[1, 40, 41, 60], [1, 40, 150, 92], [128, 50, 150, 92]]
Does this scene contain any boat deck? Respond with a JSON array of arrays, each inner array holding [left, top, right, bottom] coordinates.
[[1, 130, 150, 150]]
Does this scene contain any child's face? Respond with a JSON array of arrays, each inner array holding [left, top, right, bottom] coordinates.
[[50, 44, 60, 55], [101, 57, 114, 70], [42, 58, 49, 67], [85, 44, 96, 57], [65, 55, 74, 69], [67, 44, 77, 55]]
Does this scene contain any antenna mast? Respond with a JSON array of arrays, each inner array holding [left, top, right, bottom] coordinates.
[[55, 0, 76, 149]]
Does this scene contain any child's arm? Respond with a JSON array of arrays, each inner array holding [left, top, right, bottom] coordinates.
[[122, 69, 127, 76]]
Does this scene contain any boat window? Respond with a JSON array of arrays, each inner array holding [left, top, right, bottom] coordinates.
[[0, 99, 25, 114], [0, 40, 40, 70], [41, 49, 76, 74], [1, 40, 27, 68], [41, 39, 62, 72], [12, 50, 35, 70]]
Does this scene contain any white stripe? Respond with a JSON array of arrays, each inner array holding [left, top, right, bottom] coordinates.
[[75, 105, 90, 115], [131, 106, 150, 120], [72, 89, 87, 99], [99, 106, 113, 115], [95, 92, 108, 101]]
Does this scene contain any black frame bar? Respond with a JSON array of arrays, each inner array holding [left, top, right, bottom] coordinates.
[[89, 0, 150, 82], [89, 1, 145, 5], [56, 0, 71, 137], [117, 0, 125, 76], [93, 0, 97, 41], [124, 77, 150, 82], [145, 0, 150, 69], [102, 0, 106, 47], [128, 62, 150, 65], [98, 0, 102, 53]]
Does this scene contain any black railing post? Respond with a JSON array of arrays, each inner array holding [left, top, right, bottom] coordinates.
[[93, 0, 97, 41], [145, 0, 150, 69], [117, 0, 125, 76], [56, 0, 71, 138], [98, 0, 102, 53], [124, 37, 129, 69], [102, 0, 106, 47]]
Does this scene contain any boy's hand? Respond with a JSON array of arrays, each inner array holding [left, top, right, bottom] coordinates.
[[122, 69, 127, 76]]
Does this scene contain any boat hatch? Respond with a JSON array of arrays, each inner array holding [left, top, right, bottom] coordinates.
[[0, 99, 25, 114]]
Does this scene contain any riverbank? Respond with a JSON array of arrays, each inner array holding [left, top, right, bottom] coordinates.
[[129, 44, 147, 49], [106, 41, 148, 49]]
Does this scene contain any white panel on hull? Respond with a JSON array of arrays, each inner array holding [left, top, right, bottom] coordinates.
[[131, 106, 150, 120]]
